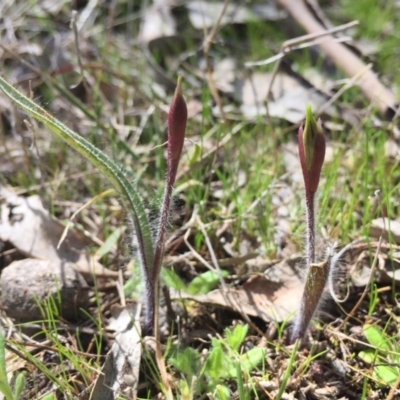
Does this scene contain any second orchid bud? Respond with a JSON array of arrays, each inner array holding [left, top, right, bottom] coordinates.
[[298, 105, 326, 195]]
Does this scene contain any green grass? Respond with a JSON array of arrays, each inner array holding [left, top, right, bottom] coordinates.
[[0, 0, 400, 398]]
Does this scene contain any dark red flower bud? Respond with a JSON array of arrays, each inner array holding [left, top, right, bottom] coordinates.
[[167, 76, 187, 186], [298, 106, 326, 195]]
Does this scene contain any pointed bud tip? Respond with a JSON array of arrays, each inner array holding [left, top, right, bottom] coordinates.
[[305, 104, 313, 123], [175, 75, 183, 98], [304, 105, 318, 138], [167, 75, 187, 185], [299, 105, 326, 193]]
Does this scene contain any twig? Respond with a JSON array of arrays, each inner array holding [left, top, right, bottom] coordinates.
[[184, 227, 226, 290], [316, 64, 373, 116], [264, 25, 355, 115], [245, 20, 357, 136], [386, 372, 400, 400], [277, 0, 398, 117], [245, 21, 358, 68]]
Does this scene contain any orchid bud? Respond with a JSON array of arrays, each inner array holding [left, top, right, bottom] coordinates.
[[298, 106, 325, 194], [167, 76, 187, 186], [151, 76, 188, 307]]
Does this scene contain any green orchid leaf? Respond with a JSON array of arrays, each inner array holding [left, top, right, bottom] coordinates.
[[374, 365, 399, 386], [161, 268, 186, 291], [363, 324, 391, 352], [188, 270, 228, 295]]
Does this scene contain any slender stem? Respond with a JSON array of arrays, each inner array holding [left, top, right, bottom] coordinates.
[[289, 189, 320, 344], [153, 178, 174, 278], [142, 278, 155, 335], [146, 176, 174, 332]]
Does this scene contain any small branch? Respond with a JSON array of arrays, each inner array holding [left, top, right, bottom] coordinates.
[[278, 0, 398, 118]]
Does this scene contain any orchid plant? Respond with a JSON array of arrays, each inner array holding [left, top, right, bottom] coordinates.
[[0, 75, 187, 335], [290, 106, 328, 343]]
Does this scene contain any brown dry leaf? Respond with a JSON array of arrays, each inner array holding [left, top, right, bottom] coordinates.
[[137, 0, 184, 91], [385, 138, 400, 159], [186, 1, 286, 29], [178, 258, 303, 322], [90, 303, 141, 400], [352, 253, 400, 285], [236, 72, 328, 123], [138, 0, 176, 45], [347, 241, 400, 286], [0, 187, 117, 280], [212, 58, 237, 94], [369, 218, 400, 244], [75, 0, 100, 32], [35, 0, 66, 15]]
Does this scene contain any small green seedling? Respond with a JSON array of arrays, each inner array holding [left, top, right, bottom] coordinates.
[[275, 339, 299, 400], [169, 324, 264, 399], [0, 75, 187, 335], [359, 323, 400, 386], [161, 267, 229, 295]]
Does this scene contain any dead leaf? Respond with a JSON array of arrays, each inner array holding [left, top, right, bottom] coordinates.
[[138, 0, 176, 44], [90, 303, 141, 400], [212, 58, 236, 93], [137, 0, 184, 91], [175, 258, 304, 322], [369, 218, 400, 244], [385, 138, 400, 159], [186, 1, 286, 29], [0, 187, 118, 280], [347, 241, 400, 286], [236, 72, 328, 123]]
